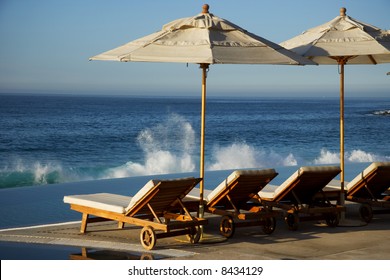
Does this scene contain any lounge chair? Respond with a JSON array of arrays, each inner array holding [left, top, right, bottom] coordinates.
[[63, 177, 207, 250], [259, 166, 344, 230], [186, 169, 279, 238], [344, 162, 390, 222]]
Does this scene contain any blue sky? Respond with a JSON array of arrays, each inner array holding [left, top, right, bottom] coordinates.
[[0, 0, 389, 97]]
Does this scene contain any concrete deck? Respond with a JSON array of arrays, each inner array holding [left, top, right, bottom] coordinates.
[[1, 202, 390, 260]]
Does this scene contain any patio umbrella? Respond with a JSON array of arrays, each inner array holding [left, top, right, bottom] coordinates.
[[90, 4, 314, 218], [280, 7, 390, 207]]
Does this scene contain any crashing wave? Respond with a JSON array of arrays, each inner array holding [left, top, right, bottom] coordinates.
[[313, 148, 390, 164], [372, 109, 390, 116], [2, 113, 390, 189]]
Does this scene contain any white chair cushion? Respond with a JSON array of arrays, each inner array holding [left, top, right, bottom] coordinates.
[[260, 166, 340, 200], [258, 184, 278, 199], [184, 187, 212, 202], [346, 162, 390, 191], [63, 193, 131, 214], [207, 169, 276, 202], [125, 179, 158, 212]]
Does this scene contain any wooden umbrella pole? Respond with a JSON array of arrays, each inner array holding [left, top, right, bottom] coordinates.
[[199, 63, 209, 219], [340, 63, 344, 197], [339, 59, 345, 207]]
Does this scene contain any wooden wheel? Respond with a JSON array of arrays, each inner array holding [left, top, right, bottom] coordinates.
[[262, 217, 276, 234], [140, 253, 154, 260], [219, 215, 235, 238], [187, 225, 201, 244], [285, 212, 299, 231], [325, 212, 340, 227], [359, 203, 373, 223], [140, 226, 156, 250]]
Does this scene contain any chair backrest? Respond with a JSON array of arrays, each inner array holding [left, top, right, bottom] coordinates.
[[125, 177, 202, 216], [206, 169, 278, 209], [270, 166, 341, 203], [347, 162, 390, 198]]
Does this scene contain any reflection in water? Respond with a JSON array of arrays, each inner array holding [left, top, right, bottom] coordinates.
[[69, 248, 160, 260]]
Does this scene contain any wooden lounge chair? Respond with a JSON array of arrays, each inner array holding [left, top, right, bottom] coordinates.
[[259, 166, 344, 230], [186, 169, 279, 238], [344, 162, 390, 223], [63, 177, 207, 250]]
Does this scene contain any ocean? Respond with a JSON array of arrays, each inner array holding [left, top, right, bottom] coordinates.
[[1, 93, 390, 189]]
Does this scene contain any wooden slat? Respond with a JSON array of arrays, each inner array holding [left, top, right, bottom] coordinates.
[[127, 178, 202, 216], [274, 170, 341, 203], [208, 173, 277, 209], [348, 167, 390, 198], [71, 204, 168, 231]]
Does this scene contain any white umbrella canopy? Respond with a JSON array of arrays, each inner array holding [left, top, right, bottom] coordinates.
[[281, 8, 390, 65], [90, 5, 314, 65], [280, 7, 390, 208], [90, 4, 315, 218]]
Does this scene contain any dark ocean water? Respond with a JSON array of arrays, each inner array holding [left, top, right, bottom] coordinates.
[[1, 93, 390, 189]]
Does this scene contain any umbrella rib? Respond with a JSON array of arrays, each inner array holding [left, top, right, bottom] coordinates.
[[141, 30, 172, 49]]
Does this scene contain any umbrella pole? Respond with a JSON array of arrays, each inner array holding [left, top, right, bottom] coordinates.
[[337, 58, 366, 227], [339, 59, 345, 207], [199, 63, 209, 220]]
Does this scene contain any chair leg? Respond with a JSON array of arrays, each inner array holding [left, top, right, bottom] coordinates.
[[81, 248, 88, 257], [118, 221, 124, 229], [80, 213, 89, 233]]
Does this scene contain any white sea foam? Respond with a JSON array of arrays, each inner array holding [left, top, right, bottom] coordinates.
[[313, 149, 340, 164], [103, 113, 302, 179], [313, 148, 390, 164], [104, 141, 301, 179], [372, 109, 390, 116], [208, 143, 298, 170], [103, 114, 197, 178], [32, 162, 62, 184], [0, 158, 94, 188], [3, 146, 389, 188], [2, 114, 389, 188]]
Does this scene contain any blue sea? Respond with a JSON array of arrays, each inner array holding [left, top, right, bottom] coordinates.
[[0, 92, 390, 232], [1, 93, 390, 190]]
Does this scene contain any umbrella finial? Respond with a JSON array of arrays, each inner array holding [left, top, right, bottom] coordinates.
[[202, 4, 209, 14], [340, 7, 347, 16]]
